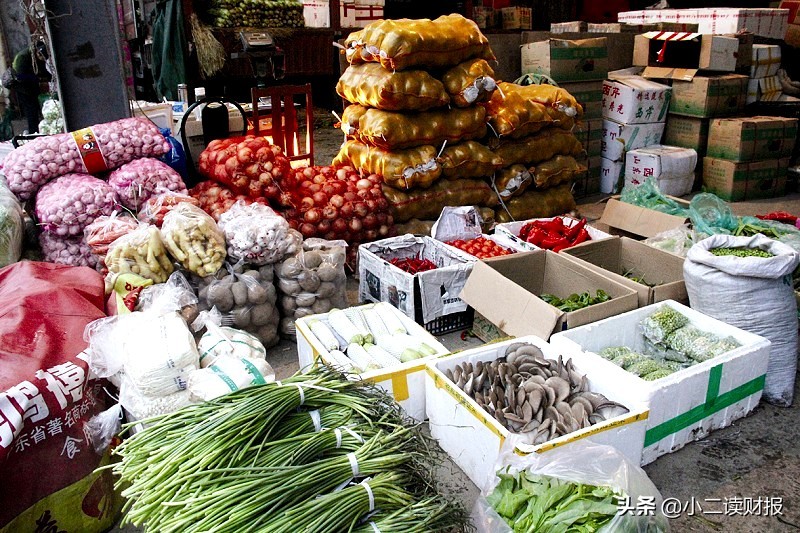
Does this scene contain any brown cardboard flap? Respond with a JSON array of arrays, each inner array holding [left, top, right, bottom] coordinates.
[[642, 66, 698, 81], [599, 197, 689, 239]]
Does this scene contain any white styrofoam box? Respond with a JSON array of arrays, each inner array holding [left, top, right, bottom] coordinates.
[[600, 156, 625, 194], [550, 300, 771, 465], [625, 145, 697, 196], [302, 0, 330, 27], [619, 8, 789, 39], [425, 336, 650, 487], [750, 44, 781, 79], [496, 216, 612, 252], [132, 101, 173, 131], [430, 205, 528, 256], [296, 303, 449, 421], [602, 119, 666, 162]]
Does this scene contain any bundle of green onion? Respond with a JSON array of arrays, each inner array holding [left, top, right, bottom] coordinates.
[[104, 369, 467, 532]]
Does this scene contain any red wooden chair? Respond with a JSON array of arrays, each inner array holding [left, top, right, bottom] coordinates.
[[251, 83, 314, 167]]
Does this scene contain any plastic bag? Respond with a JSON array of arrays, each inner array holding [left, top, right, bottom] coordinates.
[[196, 320, 268, 367], [688, 193, 737, 236], [34, 173, 120, 237], [84, 212, 139, 264], [136, 270, 199, 323], [494, 183, 577, 224], [473, 440, 669, 533], [442, 58, 497, 108], [491, 129, 584, 167], [344, 14, 495, 71], [685, 234, 800, 406], [118, 378, 193, 420], [137, 190, 201, 227], [276, 238, 348, 336], [619, 178, 690, 217], [107, 158, 187, 211], [188, 180, 270, 222], [336, 63, 449, 111], [383, 179, 499, 223], [158, 127, 188, 179], [439, 141, 503, 180], [0, 180, 24, 267], [161, 202, 226, 276], [486, 82, 582, 139], [218, 201, 301, 265], [85, 404, 123, 454], [341, 104, 487, 150], [105, 224, 174, 283], [188, 355, 275, 401], [105, 271, 154, 315], [196, 264, 281, 348], [333, 140, 441, 190], [643, 224, 698, 257]]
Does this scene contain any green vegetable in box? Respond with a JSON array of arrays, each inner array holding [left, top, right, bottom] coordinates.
[[540, 289, 610, 312], [627, 359, 668, 378], [643, 369, 672, 381], [599, 346, 633, 361], [611, 352, 648, 369]]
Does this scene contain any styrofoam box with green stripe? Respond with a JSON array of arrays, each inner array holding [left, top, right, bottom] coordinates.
[[549, 300, 770, 465], [295, 303, 449, 422]]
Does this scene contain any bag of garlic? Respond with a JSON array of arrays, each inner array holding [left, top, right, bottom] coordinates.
[[217, 201, 302, 265]]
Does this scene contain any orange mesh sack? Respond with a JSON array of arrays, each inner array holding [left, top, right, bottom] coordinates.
[[344, 14, 495, 71], [495, 183, 577, 223], [383, 178, 499, 222], [340, 104, 370, 138], [347, 106, 487, 150], [494, 164, 533, 200], [442, 58, 498, 108], [333, 140, 441, 190], [486, 82, 583, 138], [492, 130, 584, 167], [336, 63, 450, 111], [439, 141, 503, 179], [531, 155, 586, 189]]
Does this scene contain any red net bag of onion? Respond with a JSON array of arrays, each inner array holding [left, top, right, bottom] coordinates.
[[3, 117, 170, 201], [39, 232, 98, 268], [197, 135, 291, 201], [108, 158, 187, 211], [35, 173, 119, 237]]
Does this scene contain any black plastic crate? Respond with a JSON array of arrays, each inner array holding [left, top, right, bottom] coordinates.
[[422, 308, 475, 336]]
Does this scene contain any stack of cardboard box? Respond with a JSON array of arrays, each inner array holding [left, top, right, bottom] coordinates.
[[747, 45, 783, 104], [520, 38, 609, 197], [702, 116, 798, 201]]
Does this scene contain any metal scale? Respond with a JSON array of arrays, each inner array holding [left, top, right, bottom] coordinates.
[[239, 30, 285, 87]]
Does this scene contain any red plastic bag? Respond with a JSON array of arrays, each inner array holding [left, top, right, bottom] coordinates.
[[0, 262, 122, 532]]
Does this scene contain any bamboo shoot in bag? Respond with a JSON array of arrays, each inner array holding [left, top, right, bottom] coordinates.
[[442, 58, 498, 108], [495, 183, 576, 223], [491, 129, 584, 167], [439, 141, 504, 179], [487, 82, 582, 138], [336, 63, 450, 111], [344, 14, 495, 71], [342, 104, 487, 150], [383, 178, 499, 222], [333, 140, 441, 190]]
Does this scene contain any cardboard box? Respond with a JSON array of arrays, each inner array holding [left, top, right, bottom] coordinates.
[[707, 117, 798, 162], [559, 81, 604, 119], [625, 145, 698, 197], [521, 31, 635, 72], [703, 156, 790, 201], [550, 21, 587, 33], [425, 336, 650, 486], [473, 6, 495, 29], [600, 156, 625, 194], [634, 32, 739, 80], [430, 206, 527, 259], [664, 115, 709, 155], [598, 196, 690, 240], [550, 300, 771, 465], [747, 76, 782, 104], [459, 250, 639, 340], [521, 38, 608, 82], [602, 119, 666, 162], [669, 75, 748, 118], [302, 0, 330, 27], [733, 33, 754, 71], [353, 4, 383, 27], [501, 7, 532, 30], [495, 216, 612, 253], [602, 75, 672, 124], [750, 45, 781, 79], [780, 0, 800, 24], [574, 117, 603, 147], [572, 155, 603, 198], [562, 236, 687, 307], [619, 8, 789, 39], [296, 303, 448, 421], [358, 235, 475, 331]]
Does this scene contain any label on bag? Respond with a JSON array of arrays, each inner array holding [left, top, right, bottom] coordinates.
[[71, 127, 109, 174]]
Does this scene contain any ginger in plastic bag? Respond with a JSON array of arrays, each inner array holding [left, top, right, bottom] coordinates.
[[486, 82, 582, 138], [383, 179, 499, 223], [494, 165, 532, 200], [333, 140, 441, 190], [491, 129, 584, 167], [442, 58, 497, 108], [336, 63, 449, 111], [218, 201, 301, 265], [276, 238, 348, 337], [342, 104, 487, 150], [0, 179, 25, 267], [344, 14, 495, 71], [105, 224, 174, 283], [531, 155, 586, 189], [161, 203, 226, 276], [439, 141, 503, 179], [494, 183, 577, 223]]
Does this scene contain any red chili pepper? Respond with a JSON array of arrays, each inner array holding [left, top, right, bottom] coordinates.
[[540, 235, 570, 250], [571, 228, 590, 246], [525, 227, 547, 246], [756, 211, 797, 224], [519, 222, 536, 240], [565, 218, 587, 241], [533, 217, 566, 236], [389, 257, 437, 274]]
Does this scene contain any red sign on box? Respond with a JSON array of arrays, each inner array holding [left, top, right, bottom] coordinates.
[[779, 0, 800, 24]]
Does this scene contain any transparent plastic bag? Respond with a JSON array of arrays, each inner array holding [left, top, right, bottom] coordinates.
[[688, 193, 737, 236], [187, 355, 275, 401], [276, 238, 348, 336], [0, 179, 23, 267], [85, 403, 123, 454], [161, 202, 226, 276], [84, 212, 139, 264], [136, 270, 199, 323], [137, 190, 200, 228], [640, 305, 690, 345], [643, 224, 697, 257], [118, 377, 193, 421], [194, 309, 268, 367], [620, 177, 690, 218], [217, 201, 300, 265], [472, 440, 669, 533], [105, 224, 174, 283]]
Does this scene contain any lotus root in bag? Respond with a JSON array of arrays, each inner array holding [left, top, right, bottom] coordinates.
[[333, 140, 441, 190], [336, 63, 449, 111]]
